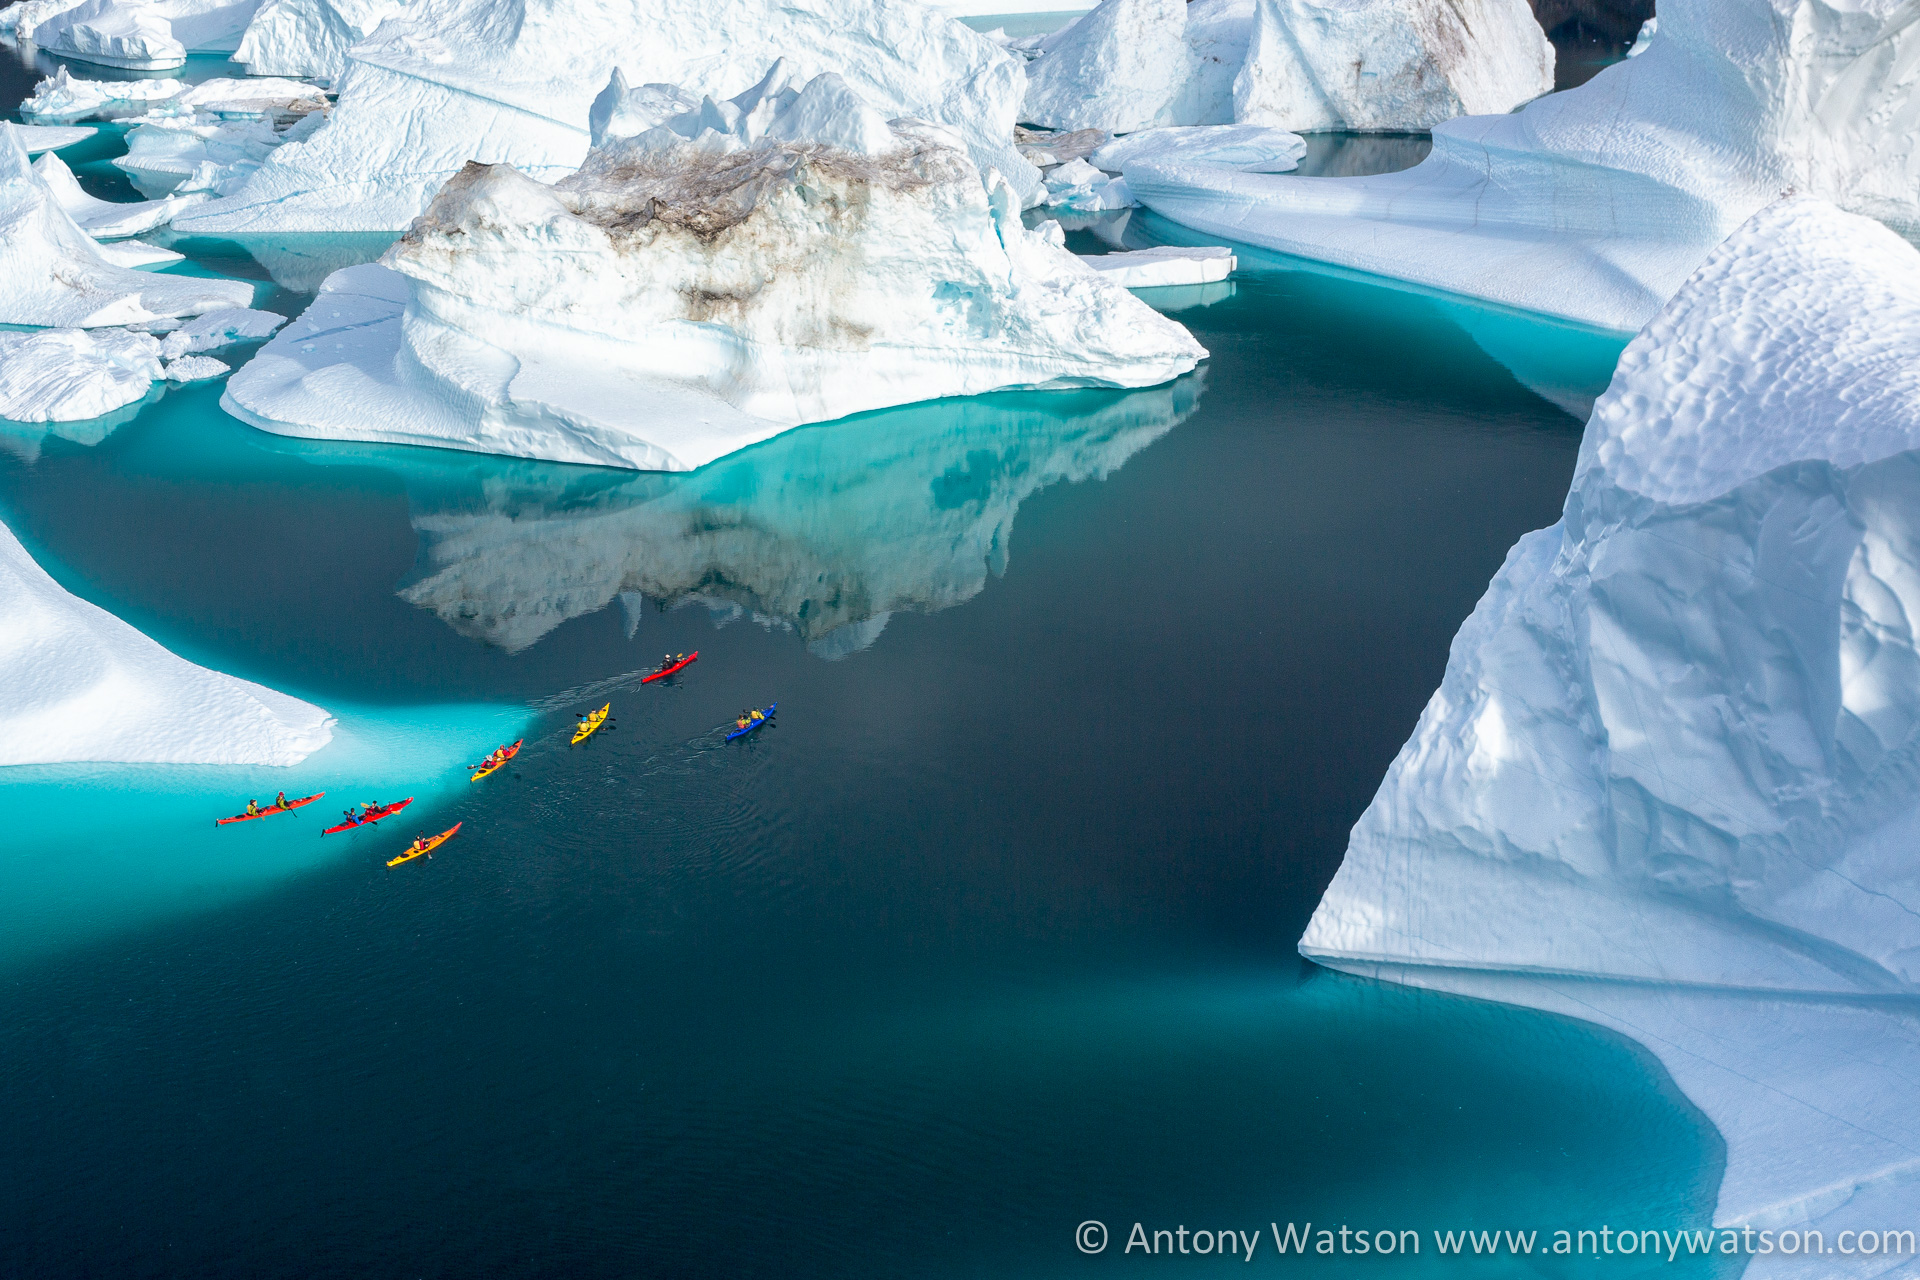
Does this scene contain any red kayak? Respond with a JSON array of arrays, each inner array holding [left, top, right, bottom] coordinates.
[[642, 651, 698, 683], [321, 797, 414, 836], [216, 792, 323, 826]]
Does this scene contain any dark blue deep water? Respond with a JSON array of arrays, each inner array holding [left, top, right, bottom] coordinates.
[[1, 42, 1733, 1279]]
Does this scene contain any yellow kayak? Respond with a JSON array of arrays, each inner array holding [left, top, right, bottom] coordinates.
[[571, 703, 611, 745], [387, 822, 461, 868]]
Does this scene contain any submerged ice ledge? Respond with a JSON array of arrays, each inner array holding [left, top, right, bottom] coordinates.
[[1, 517, 333, 767]]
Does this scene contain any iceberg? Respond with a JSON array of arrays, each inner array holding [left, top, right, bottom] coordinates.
[[0, 125, 254, 326], [157, 305, 284, 355], [1088, 123, 1304, 174], [0, 326, 162, 421], [21, 70, 327, 124], [1129, 0, 1920, 332], [30, 0, 187, 69], [1302, 199, 1920, 1260], [33, 149, 197, 238], [1079, 245, 1234, 287], [0, 516, 333, 766], [114, 115, 285, 198], [223, 71, 1204, 472], [11, 0, 266, 64], [1020, 0, 1550, 133], [232, 0, 406, 82], [15, 124, 97, 154], [174, 0, 1039, 233], [162, 353, 228, 379]]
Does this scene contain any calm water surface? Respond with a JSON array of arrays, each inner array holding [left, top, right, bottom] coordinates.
[[0, 68, 1732, 1279]]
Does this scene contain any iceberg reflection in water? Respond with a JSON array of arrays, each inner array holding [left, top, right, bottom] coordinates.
[[266, 375, 1204, 655]]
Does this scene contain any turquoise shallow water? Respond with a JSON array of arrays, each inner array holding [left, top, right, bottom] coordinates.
[[0, 92, 1737, 1277]]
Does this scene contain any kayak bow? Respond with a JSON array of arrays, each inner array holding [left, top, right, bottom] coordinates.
[[470, 739, 523, 782], [387, 822, 462, 868], [572, 703, 611, 745], [321, 796, 414, 836], [216, 792, 323, 825], [642, 652, 699, 684], [725, 703, 776, 742]]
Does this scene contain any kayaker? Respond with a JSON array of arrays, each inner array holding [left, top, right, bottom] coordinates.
[[750, 707, 766, 724], [274, 791, 289, 810], [736, 710, 751, 730], [662, 654, 675, 671], [576, 715, 590, 737], [245, 799, 260, 817], [342, 807, 359, 825]]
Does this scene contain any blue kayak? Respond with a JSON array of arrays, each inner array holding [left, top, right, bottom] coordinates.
[[726, 703, 776, 741]]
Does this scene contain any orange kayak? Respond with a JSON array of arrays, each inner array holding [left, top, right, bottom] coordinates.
[[388, 822, 461, 868]]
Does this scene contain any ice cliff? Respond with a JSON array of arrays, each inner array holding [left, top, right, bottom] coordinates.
[[1129, 0, 1920, 332], [0, 124, 252, 327], [0, 517, 332, 766], [172, 0, 1040, 233], [1020, 0, 1551, 133], [223, 68, 1204, 472], [1303, 199, 1920, 1268]]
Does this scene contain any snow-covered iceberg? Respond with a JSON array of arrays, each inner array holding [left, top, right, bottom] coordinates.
[[1080, 245, 1234, 287], [231, 0, 401, 81], [21, 69, 327, 124], [1303, 198, 1920, 1262], [1130, 0, 1920, 332], [0, 125, 253, 326], [1020, 0, 1550, 133], [0, 516, 333, 766], [321, 374, 1199, 652], [223, 70, 1204, 472], [174, 0, 1038, 233], [30, 0, 188, 69], [15, 124, 96, 154], [0, 327, 162, 421], [8, 0, 267, 64], [33, 149, 197, 237]]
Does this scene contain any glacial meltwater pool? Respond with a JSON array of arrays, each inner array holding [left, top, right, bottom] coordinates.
[[2, 47, 1734, 1277]]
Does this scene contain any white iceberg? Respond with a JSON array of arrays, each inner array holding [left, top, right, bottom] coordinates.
[[1079, 245, 1234, 287], [114, 115, 284, 198], [1042, 155, 1135, 211], [15, 124, 97, 154], [31, 0, 187, 69], [17, 67, 187, 122], [232, 0, 405, 82], [33, 149, 198, 238], [1130, 0, 1920, 332], [158, 305, 285, 356], [0, 0, 87, 38], [0, 326, 162, 421], [1020, 0, 1550, 133], [1302, 199, 1920, 1261], [12, 0, 266, 63], [162, 353, 229, 379], [223, 72, 1204, 472], [23, 71, 327, 124], [1089, 123, 1304, 174], [0, 125, 254, 327], [175, 0, 1039, 234], [0, 516, 332, 766]]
